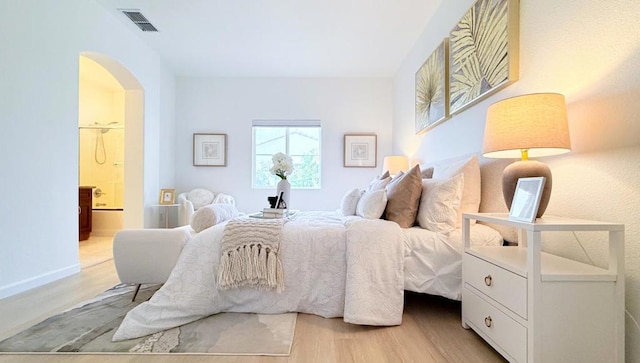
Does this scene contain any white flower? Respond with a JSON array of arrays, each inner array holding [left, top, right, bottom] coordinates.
[[270, 152, 294, 180]]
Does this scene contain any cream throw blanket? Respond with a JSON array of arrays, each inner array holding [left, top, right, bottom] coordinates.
[[217, 217, 286, 292]]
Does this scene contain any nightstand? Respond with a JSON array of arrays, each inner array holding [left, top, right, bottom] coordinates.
[[461, 213, 624, 363], [153, 204, 180, 228]]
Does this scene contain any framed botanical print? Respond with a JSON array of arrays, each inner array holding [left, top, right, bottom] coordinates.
[[193, 133, 227, 166], [344, 134, 377, 168], [415, 39, 449, 134], [449, 0, 519, 114]]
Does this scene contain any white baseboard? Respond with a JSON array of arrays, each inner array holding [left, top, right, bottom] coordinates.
[[0, 264, 81, 300]]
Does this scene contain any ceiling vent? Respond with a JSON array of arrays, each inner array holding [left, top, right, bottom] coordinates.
[[121, 10, 158, 32]]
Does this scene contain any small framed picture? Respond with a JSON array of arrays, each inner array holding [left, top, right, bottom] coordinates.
[[344, 134, 377, 168], [509, 177, 546, 222], [193, 133, 227, 166], [159, 188, 176, 205]]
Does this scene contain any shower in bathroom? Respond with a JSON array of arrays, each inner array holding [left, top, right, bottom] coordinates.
[[94, 121, 118, 165], [78, 122, 125, 210]]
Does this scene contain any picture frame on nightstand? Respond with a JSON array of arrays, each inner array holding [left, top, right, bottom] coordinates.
[[508, 177, 545, 222], [159, 188, 176, 205]]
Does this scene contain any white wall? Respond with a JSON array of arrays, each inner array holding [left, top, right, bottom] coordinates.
[[175, 78, 392, 212], [0, 0, 175, 298], [393, 0, 640, 360]]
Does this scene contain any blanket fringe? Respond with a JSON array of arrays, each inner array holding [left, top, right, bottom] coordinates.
[[217, 244, 284, 292]]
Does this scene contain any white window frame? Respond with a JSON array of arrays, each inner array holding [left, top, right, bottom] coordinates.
[[251, 120, 322, 190]]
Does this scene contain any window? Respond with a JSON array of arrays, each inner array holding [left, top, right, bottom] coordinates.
[[252, 120, 321, 189]]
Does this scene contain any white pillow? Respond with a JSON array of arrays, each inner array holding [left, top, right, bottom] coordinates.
[[339, 188, 364, 216], [187, 188, 215, 210], [367, 176, 392, 192], [191, 203, 239, 233], [416, 174, 464, 233], [432, 155, 480, 227], [356, 189, 388, 219]]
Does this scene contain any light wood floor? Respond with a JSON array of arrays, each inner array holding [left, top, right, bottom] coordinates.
[[0, 240, 505, 363], [79, 235, 114, 269]]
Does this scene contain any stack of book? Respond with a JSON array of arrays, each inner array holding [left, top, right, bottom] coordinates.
[[262, 208, 287, 218]]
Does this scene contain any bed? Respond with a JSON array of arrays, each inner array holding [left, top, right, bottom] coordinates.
[[112, 155, 502, 341]]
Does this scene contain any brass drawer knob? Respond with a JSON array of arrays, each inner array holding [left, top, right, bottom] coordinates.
[[484, 275, 493, 286], [485, 316, 493, 328]]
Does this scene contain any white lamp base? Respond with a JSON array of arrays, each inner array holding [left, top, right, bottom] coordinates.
[[503, 160, 552, 218]]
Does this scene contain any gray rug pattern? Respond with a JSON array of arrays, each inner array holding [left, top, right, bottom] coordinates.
[[0, 284, 296, 355]]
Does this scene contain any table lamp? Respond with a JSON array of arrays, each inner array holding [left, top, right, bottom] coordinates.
[[383, 155, 409, 177], [482, 93, 571, 217]]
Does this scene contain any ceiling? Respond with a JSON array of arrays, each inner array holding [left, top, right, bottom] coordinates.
[[95, 0, 441, 78]]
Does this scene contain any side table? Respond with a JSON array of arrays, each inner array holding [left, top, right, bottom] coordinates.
[[154, 204, 180, 228], [461, 212, 624, 362]]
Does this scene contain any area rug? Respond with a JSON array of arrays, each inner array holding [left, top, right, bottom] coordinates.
[[0, 284, 297, 355]]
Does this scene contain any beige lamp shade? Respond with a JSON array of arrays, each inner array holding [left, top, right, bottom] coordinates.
[[482, 93, 571, 218], [383, 156, 409, 176], [483, 93, 571, 159]]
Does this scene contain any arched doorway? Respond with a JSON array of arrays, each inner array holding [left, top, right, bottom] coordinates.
[[77, 52, 144, 264]]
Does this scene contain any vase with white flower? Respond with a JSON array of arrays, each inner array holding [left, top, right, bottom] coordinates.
[[270, 152, 294, 209]]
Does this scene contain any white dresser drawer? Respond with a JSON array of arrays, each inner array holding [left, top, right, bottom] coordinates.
[[463, 286, 527, 363], [463, 252, 527, 318]]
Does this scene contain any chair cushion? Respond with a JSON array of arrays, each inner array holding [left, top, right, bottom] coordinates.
[[187, 188, 215, 210]]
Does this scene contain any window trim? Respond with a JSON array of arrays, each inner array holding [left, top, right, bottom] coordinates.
[[251, 120, 322, 190]]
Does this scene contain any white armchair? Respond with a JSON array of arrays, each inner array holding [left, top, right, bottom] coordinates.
[[177, 188, 236, 226]]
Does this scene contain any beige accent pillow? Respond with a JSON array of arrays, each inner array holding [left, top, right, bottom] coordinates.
[[384, 164, 423, 228], [356, 189, 388, 219], [191, 203, 239, 233], [432, 155, 481, 227], [416, 174, 464, 233]]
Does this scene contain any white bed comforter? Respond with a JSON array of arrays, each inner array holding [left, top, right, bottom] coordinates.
[[112, 212, 404, 341]]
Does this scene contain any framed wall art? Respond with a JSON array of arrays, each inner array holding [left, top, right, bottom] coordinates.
[[193, 133, 227, 166], [344, 134, 377, 168], [415, 39, 449, 134], [449, 0, 519, 114]]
